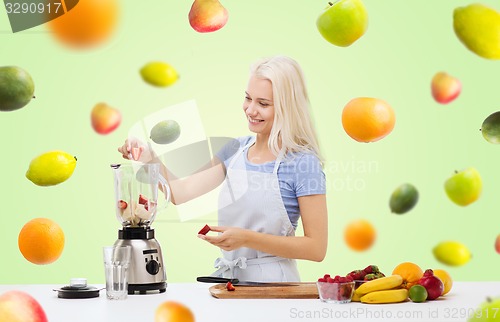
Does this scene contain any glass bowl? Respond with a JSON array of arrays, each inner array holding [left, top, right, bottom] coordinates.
[[317, 281, 355, 303]]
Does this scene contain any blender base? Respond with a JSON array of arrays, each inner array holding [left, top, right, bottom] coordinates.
[[128, 282, 167, 295]]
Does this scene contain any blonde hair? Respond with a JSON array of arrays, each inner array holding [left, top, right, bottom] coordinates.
[[250, 56, 323, 164]]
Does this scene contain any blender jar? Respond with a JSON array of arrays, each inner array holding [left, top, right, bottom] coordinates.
[[111, 163, 169, 227]]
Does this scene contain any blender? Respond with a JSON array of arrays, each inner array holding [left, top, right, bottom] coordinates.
[[111, 163, 170, 294]]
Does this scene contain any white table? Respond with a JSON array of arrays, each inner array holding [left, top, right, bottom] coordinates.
[[1, 282, 499, 322]]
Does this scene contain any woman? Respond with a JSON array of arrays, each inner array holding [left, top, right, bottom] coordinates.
[[119, 56, 327, 282]]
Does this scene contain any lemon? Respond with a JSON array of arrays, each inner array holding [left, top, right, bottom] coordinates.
[[433, 241, 472, 266], [26, 151, 77, 186], [453, 3, 500, 59], [140, 61, 179, 87]]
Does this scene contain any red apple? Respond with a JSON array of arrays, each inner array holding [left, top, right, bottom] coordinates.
[[431, 72, 462, 104], [0, 290, 48, 322], [188, 0, 228, 33], [91, 102, 121, 135], [496, 234, 500, 254]]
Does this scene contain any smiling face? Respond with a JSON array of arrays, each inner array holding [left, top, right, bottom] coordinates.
[[243, 75, 275, 137]]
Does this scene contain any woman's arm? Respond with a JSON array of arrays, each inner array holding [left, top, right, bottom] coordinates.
[[118, 138, 227, 205], [200, 194, 328, 262]]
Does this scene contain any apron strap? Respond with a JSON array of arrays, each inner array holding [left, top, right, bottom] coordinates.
[[211, 256, 286, 278]]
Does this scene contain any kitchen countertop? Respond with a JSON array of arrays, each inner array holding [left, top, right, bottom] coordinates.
[[1, 282, 499, 322]]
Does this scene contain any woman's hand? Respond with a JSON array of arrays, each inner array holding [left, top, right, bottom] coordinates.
[[198, 226, 249, 251], [117, 137, 156, 162]]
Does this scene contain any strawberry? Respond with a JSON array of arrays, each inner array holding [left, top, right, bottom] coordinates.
[[198, 224, 211, 235], [139, 194, 148, 205], [318, 278, 327, 282], [345, 275, 354, 282], [226, 281, 235, 291], [118, 200, 128, 210], [375, 272, 386, 278], [347, 269, 365, 281], [323, 274, 331, 279], [326, 277, 335, 283], [363, 265, 379, 274], [131, 147, 142, 161], [364, 273, 377, 281]]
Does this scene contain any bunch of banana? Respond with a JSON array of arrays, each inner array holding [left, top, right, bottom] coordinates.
[[353, 275, 408, 304]]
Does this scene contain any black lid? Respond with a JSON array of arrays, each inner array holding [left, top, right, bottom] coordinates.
[[54, 285, 101, 299]]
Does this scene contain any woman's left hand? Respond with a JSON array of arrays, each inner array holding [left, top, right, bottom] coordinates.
[[198, 226, 248, 251]]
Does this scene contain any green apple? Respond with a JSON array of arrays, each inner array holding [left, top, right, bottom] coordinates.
[[468, 296, 500, 322], [316, 0, 368, 47], [444, 167, 482, 206]]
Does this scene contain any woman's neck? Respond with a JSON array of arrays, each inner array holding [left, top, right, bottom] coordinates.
[[247, 135, 276, 164]]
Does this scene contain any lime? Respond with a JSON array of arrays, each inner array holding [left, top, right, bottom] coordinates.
[[389, 183, 419, 214], [150, 120, 181, 144], [481, 111, 500, 144], [409, 285, 428, 303]]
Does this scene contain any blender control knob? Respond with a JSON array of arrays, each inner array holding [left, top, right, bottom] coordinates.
[[146, 260, 160, 275]]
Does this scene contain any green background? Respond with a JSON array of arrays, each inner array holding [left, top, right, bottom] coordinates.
[[1, 0, 499, 285]]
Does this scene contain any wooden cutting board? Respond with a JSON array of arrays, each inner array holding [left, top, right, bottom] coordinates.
[[209, 282, 319, 299]]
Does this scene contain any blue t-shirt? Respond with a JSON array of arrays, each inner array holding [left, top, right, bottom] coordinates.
[[215, 136, 326, 229]]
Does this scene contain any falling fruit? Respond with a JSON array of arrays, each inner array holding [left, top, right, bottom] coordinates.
[[468, 296, 500, 322], [433, 240, 472, 266], [140, 62, 179, 87], [316, 0, 368, 47], [0, 290, 48, 322], [453, 3, 500, 59], [389, 183, 419, 214], [495, 234, 500, 254], [155, 301, 195, 322], [188, 0, 228, 33], [18, 218, 65, 265], [341, 97, 395, 143], [444, 167, 482, 206], [0, 66, 35, 112], [344, 219, 376, 251], [26, 151, 77, 186], [481, 111, 500, 144], [91, 102, 121, 135], [150, 120, 181, 144], [431, 72, 462, 104], [46, 0, 119, 48]]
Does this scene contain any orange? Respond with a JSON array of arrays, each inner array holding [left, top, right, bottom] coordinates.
[[18, 218, 65, 265], [344, 219, 376, 251], [155, 301, 195, 322], [392, 262, 423, 290], [341, 97, 396, 142], [433, 269, 453, 295], [47, 0, 119, 48]]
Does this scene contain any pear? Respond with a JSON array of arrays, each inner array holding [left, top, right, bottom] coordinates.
[[0, 66, 35, 112], [188, 0, 228, 33]]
